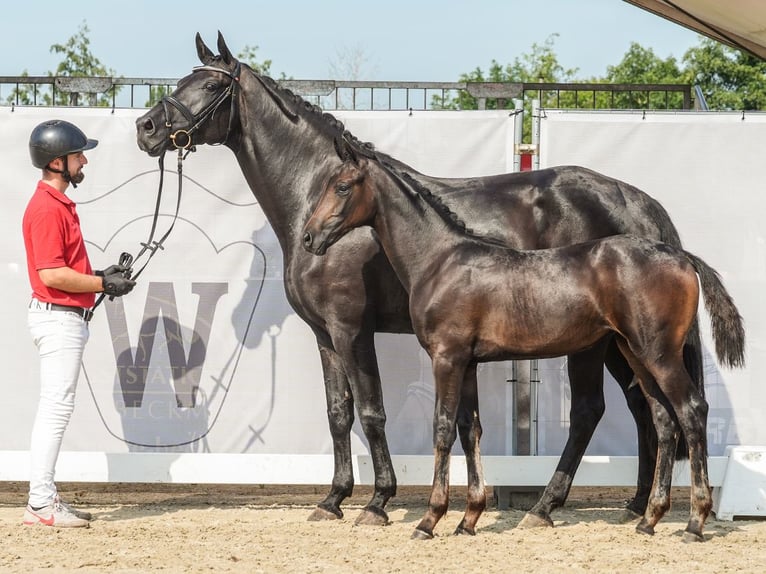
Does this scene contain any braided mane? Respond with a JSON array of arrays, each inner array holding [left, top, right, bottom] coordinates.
[[245, 64, 507, 248]]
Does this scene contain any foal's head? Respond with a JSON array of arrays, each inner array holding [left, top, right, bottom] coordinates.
[[302, 159, 375, 255]]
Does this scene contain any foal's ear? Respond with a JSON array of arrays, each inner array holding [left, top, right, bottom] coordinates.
[[196, 33, 215, 65], [343, 138, 359, 164], [217, 31, 236, 66]]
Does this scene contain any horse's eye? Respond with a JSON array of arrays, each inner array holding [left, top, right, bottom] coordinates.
[[203, 81, 219, 91], [335, 183, 351, 196]]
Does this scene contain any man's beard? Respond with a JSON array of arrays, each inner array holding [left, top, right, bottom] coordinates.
[[70, 170, 85, 185]]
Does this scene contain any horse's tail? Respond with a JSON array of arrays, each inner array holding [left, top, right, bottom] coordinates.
[[684, 251, 746, 369]]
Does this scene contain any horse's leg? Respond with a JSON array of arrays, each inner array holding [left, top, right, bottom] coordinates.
[[413, 352, 467, 540], [336, 331, 397, 526], [308, 344, 355, 521], [614, 339, 685, 536], [603, 338, 656, 521], [520, 339, 609, 528], [454, 363, 486, 536]]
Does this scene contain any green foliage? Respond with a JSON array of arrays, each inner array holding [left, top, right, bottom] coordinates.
[[48, 20, 118, 106], [433, 35, 581, 139], [5, 20, 119, 107], [145, 85, 172, 108], [683, 37, 766, 110], [604, 42, 687, 108], [238, 45, 273, 76], [434, 35, 579, 111], [437, 34, 766, 116]]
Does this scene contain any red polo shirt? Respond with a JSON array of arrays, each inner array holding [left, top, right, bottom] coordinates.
[[22, 181, 95, 308]]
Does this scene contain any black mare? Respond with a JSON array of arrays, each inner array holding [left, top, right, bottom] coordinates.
[[136, 31, 706, 527], [302, 155, 744, 540]]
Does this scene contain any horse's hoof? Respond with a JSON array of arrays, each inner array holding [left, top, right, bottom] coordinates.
[[635, 520, 655, 536], [307, 506, 342, 522], [682, 530, 705, 543], [518, 512, 554, 529], [411, 528, 434, 540], [354, 506, 390, 526], [453, 525, 476, 536], [618, 508, 642, 524]]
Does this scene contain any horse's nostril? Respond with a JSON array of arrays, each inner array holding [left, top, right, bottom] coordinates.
[[302, 231, 313, 247], [142, 118, 155, 133]]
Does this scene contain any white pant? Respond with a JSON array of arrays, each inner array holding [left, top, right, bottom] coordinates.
[[27, 301, 89, 507]]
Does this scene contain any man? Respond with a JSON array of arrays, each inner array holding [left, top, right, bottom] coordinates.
[[22, 119, 135, 528]]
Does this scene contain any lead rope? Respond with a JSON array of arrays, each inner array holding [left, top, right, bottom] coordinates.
[[91, 147, 187, 314]]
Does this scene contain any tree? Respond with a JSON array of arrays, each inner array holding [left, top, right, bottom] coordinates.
[[432, 34, 578, 111], [48, 21, 117, 106], [683, 37, 766, 110], [603, 42, 687, 108], [5, 21, 117, 106]]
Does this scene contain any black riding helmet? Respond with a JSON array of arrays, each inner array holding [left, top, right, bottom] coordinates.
[[29, 120, 98, 186]]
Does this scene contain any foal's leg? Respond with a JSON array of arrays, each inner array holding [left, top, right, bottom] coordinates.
[[615, 340, 686, 536], [520, 340, 609, 528], [454, 363, 486, 536], [413, 352, 468, 539], [643, 359, 711, 542]]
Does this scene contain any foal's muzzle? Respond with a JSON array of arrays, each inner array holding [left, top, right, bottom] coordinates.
[[302, 231, 327, 255]]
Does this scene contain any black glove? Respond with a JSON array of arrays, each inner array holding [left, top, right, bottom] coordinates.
[[102, 272, 136, 297], [95, 264, 128, 278]]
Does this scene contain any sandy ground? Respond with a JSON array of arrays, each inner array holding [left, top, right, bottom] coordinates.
[[1, 482, 765, 573]]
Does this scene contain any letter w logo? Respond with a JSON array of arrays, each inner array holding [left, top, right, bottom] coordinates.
[[106, 282, 228, 408]]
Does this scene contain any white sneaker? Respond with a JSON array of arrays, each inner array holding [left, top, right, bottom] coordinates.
[[54, 495, 92, 521], [23, 500, 90, 528]]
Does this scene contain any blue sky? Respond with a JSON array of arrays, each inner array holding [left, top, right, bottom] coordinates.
[[0, 0, 702, 81]]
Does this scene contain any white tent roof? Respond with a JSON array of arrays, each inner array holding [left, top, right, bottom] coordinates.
[[624, 0, 766, 59]]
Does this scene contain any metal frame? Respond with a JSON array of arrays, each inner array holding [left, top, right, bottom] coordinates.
[[0, 76, 696, 111]]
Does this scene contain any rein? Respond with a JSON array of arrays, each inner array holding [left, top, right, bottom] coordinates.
[[91, 62, 241, 314]]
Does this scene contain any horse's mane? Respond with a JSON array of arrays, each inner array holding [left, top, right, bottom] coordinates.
[[241, 61, 507, 248], [241, 63, 379, 160], [372, 159, 510, 248]]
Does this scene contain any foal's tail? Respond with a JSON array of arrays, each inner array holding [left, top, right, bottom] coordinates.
[[684, 251, 746, 369]]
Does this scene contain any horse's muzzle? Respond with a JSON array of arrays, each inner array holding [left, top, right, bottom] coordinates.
[[135, 115, 166, 157]]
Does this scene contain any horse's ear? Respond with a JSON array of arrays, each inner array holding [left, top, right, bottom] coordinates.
[[196, 33, 215, 65], [217, 31, 236, 66]]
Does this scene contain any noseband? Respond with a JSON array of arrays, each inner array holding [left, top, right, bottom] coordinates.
[[161, 61, 241, 150]]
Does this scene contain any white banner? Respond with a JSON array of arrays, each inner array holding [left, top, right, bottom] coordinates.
[[2, 107, 521, 460], [539, 110, 766, 456]]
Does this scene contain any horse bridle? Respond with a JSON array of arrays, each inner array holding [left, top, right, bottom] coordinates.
[[91, 63, 242, 315], [161, 61, 242, 150]]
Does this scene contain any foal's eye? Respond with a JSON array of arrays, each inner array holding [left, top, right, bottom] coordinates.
[[335, 182, 351, 196]]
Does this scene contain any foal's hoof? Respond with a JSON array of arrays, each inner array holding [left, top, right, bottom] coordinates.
[[682, 530, 705, 543], [453, 519, 476, 536], [354, 506, 390, 526], [635, 520, 655, 536], [307, 505, 342, 522], [518, 512, 554, 529], [411, 527, 434, 540], [618, 508, 643, 524]]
